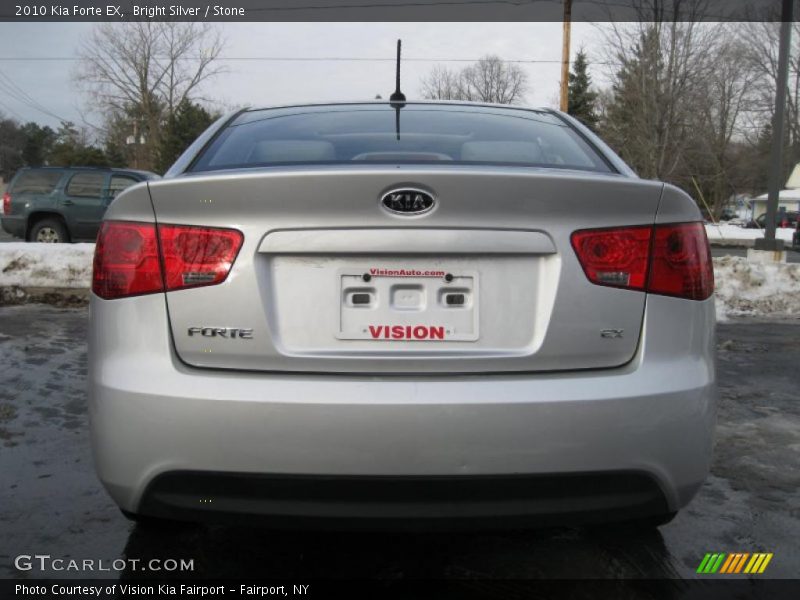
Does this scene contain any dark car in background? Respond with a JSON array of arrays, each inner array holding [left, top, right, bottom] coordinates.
[[1, 167, 159, 243], [744, 211, 799, 230]]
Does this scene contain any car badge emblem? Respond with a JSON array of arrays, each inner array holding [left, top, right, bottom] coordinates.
[[381, 188, 436, 216]]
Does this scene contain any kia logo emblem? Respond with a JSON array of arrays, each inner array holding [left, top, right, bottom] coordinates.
[[380, 188, 436, 216]]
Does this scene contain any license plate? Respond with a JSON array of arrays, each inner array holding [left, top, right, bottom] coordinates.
[[337, 268, 479, 342]]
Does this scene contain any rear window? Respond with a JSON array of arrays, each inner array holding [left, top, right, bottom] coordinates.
[[109, 175, 139, 198], [10, 170, 62, 194], [191, 104, 612, 173]]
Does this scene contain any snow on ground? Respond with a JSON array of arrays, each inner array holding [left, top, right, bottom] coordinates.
[[0, 242, 94, 288], [1, 243, 800, 322], [705, 223, 795, 243], [714, 256, 800, 321]]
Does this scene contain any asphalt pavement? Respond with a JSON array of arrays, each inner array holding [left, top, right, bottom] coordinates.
[[0, 306, 798, 583]]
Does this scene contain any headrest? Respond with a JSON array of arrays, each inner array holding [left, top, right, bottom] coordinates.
[[460, 141, 544, 164], [247, 140, 336, 163]]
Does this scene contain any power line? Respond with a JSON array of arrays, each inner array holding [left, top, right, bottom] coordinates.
[[0, 55, 616, 65], [0, 97, 24, 120], [0, 68, 69, 122]]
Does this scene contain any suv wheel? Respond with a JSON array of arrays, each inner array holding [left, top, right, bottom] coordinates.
[[30, 219, 69, 243]]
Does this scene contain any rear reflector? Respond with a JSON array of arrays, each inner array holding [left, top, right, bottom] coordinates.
[[572, 222, 713, 301], [2, 191, 10, 215], [92, 221, 243, 300]]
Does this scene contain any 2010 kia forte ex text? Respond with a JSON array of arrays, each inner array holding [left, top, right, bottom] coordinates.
[[88, 101, 716, 529]]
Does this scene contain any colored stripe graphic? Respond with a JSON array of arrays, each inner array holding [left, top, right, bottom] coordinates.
[[719, 553, 737, 573], [711, 554, 726, 573], [719, 554, 736, 573], [698, 553, 727, 573], [758, 554, 773, 573], [734, 553, 750, 573], [700, 553, 774, 575], [697, 554, 713, 573], [745, 554, 762, 573]]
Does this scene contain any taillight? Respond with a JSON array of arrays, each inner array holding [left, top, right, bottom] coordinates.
[[572, 222, 713, 301], [570, 226, 652, 290], [648, 223, 714, 300], [2, 191, 10, 215], [92, 221, 243, 300], [158, 224, 243, 291], [93, 222, 163, 299]]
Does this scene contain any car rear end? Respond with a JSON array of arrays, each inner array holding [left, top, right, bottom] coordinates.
[[88, 103, 716, 528], [1, 169, 30, 239]]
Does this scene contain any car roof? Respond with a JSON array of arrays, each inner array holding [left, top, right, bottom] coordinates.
[[16, 166, 158, 178], [241, 100, 552, 114]]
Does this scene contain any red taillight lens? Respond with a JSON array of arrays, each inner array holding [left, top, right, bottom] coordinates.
[[92, 221, 243, 299], [92, 222, 163, 299], [2, 192, 10, 215], [572, 222, 714, 301], [158, 224, 243, 291], [570, 226, 652, 290], [648, 222, 714, 300]]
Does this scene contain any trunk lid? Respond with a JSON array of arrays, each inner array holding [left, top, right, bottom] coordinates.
[[148, 167, 662, 374]]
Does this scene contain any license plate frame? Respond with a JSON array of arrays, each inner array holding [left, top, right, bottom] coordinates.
[[336, 267, 479, 342]]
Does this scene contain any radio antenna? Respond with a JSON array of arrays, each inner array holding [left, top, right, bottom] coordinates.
[[389, 39, 406, 105], [389, 39, 405, 141]]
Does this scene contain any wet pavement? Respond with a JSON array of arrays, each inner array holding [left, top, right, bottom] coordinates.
[[1, 305, 798, 581]]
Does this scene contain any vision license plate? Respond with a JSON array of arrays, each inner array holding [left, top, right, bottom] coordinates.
[[337, 268, 479, 342]]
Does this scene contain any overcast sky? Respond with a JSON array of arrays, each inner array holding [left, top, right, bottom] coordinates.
[[0, 22, 607, 133]]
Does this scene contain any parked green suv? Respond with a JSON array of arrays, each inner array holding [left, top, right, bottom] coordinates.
[[1, 167, 159, 243]]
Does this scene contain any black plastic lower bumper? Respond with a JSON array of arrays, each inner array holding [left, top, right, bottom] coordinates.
[[138, 471, 670, 530]]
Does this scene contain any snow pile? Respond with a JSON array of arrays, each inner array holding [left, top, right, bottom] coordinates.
[[0, 242, 94, 288], [713, 256, 800, 320], [705, 223, 795, 243]]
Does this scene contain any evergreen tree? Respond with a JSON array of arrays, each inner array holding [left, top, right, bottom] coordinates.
[[567, 50, 598, 130], [20, 122, 56, 166], [155, 100, 218, 174], [48, 121, 108, 167], [601, 28, 667, 179]]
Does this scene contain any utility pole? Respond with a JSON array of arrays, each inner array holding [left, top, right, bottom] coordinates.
[[754, 0, 794, 257], [559, 0, 572, 112]]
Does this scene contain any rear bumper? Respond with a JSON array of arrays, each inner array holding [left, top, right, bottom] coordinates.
[[88, 293, 716, 524], [140, 471, 669, 529], [0, 216, 25, 238]]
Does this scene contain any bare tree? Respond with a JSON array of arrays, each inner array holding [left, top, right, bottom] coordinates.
[[420, 65, 464, 101], [420, 55, 528, 105], [689, 31, 760, 214], [740, 19, 800, 174], [75, 22, 224, 170]]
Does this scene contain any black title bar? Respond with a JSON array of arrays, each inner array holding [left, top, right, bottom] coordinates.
[[0, 0, 796, 22]]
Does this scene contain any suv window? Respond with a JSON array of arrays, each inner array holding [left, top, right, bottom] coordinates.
[[191, 104, 612, 173], [109, 175, 139, 198], [11, 170, 62, 194], [66, 172, 106, 198]]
